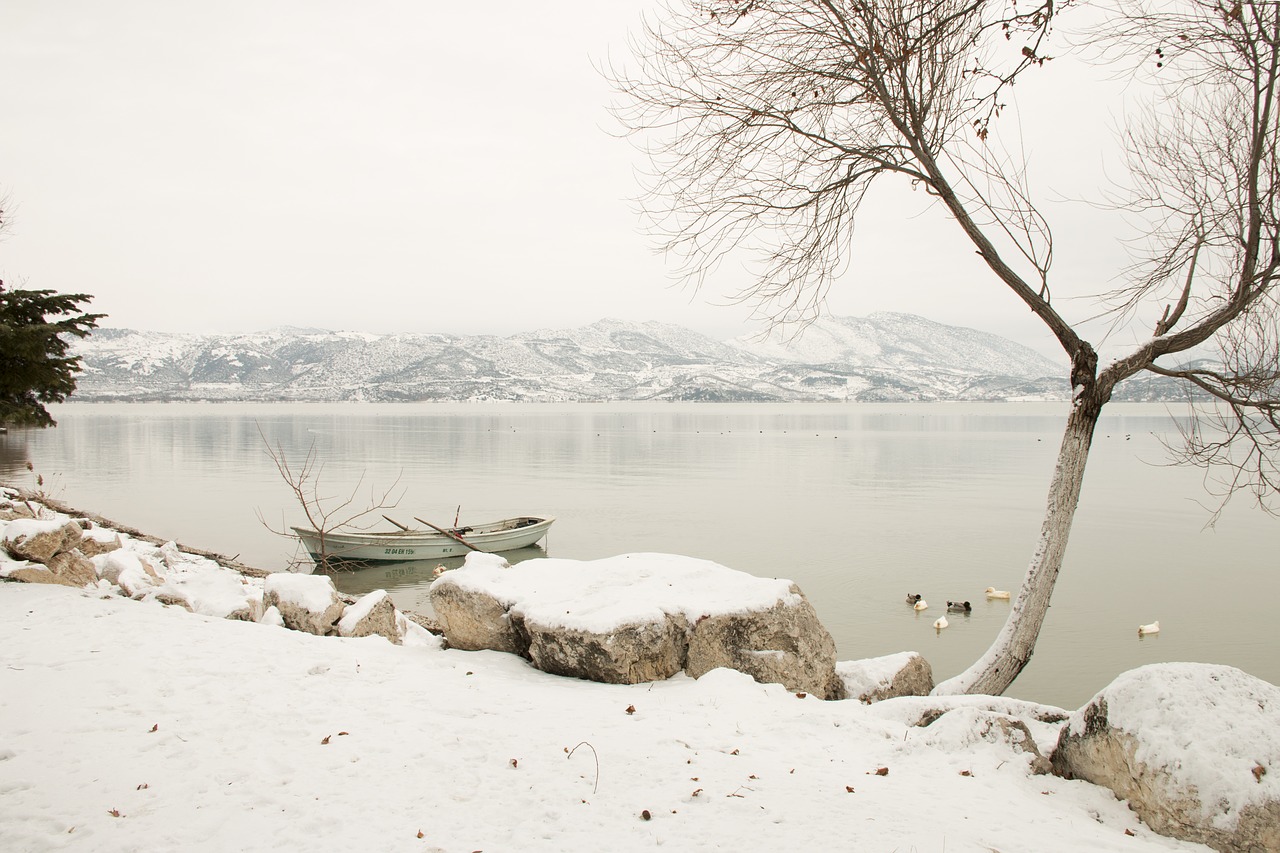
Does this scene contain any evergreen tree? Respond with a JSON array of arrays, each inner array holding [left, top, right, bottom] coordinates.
[[0, 279, 103, 427]]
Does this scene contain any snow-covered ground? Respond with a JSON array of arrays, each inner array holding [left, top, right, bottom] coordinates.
[[0, 501, 1216, 851]]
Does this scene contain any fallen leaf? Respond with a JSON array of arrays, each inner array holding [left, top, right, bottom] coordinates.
[[1124, 829, 1135, 837], [845, 786, 855, 793], [1253, 764, 1267, 783], [625, 705, 636, 715], [107, 809, 123, 818], [640, 809, 652, 821], [149, 724, 158, 733], [873, 767, 889, 776], [691, 788, 703, 797], [136, 783, 149, 790], [416, 830, 424, 839], [959, 770, 972, 777], [510, 759, 518, 768], [321, 735, 331, 745], [795, 692, 807, 699], [338, 731, 349, 737], [730, 748, 739, 755]]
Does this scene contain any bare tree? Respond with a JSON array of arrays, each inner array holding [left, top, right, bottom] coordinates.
[[256, 427, 404, 571], [613, 0, 1280, 695]]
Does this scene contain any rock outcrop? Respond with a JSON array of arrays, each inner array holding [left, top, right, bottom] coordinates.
[[336, 589, 402, 643], [836, 652, 934, 703], [430, 552, 844, 698], [1051, 663, 1279, 852], [262, 573, 345, 636]]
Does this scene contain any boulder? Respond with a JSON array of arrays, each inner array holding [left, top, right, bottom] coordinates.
[[1, 561, 80, 587], [522, 611, 688, 684], [45, 549, 99, 588], [1052, 663, 1280, 852], [78, 528, 123, 558], [836, 652, 934, 703], [916, 706, 1052, 775], [3, 519, 84, 562], [337, 589, 402, 643], [0, 501, 36, 521], [94, 551, 163, 597], [430, 552, 841, 695], [430, 574, 527, 654], [262, 573, 344, 636], [686, 585, 843, 699]]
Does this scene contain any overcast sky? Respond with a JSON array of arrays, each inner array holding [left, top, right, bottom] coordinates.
[[1, 2, 1144, 360]]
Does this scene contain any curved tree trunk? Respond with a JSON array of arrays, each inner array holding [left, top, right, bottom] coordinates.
[[932, 394, 1104, 696]]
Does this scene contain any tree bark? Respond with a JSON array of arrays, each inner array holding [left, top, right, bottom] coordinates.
[[932, 393, 1103, 696]]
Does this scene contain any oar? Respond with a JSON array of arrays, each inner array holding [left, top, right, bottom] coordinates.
[[414, 516, 482, 552], [382, 515, 411, 531]]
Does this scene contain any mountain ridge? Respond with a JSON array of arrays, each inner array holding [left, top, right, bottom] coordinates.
[[69, 313, 1166, 404]]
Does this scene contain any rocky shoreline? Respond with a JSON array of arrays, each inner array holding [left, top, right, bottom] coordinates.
[[3, 484, 1278, 851]]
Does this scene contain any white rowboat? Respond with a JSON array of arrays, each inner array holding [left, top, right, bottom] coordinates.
[[292, 516, 554, 563]]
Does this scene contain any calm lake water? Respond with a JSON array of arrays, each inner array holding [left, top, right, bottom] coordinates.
[[3, 402, 1276, 709]]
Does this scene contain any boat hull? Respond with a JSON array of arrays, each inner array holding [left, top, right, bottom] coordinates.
[[292, 516, 554, 563]]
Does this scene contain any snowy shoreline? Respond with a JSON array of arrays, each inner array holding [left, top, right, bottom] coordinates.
[[0, 487, 1262, 851]]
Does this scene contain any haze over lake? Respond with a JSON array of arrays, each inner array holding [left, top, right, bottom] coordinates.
[[3, 401, 1275, 710]]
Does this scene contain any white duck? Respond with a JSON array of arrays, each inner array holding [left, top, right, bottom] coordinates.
[[933, 615, 949, 630], [985, 587, 1011, 600], [913, 598, 929, 611], [1138, 620, 1160, 636]]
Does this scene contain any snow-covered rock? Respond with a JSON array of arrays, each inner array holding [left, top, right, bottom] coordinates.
[[44, 549, 98, 588], [431, 552, 841, 695], [337, 589, 401, 643], [1051, 663, 1280, 852], [685, 585, 842, 699], [836, 651, 934, 703], [262, 573, 344, 635], [94, 550, 163, 597], [3, 519, 84, 563]]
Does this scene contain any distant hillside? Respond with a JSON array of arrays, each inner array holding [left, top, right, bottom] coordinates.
[[68, 313, 1118, 403]]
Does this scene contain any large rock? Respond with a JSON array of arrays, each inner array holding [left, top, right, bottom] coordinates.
[[1, 561, 81, 587], [430, 552, 841, 695], [262, 573, 345, 636], [78, 528, 123, 558], [3, 519, 84, 563], [1052, 663, 1280, 852], [45, 549, 99, 588], [522, 611, 688, 684], [337, 589, 402, 643], [429, 575, 527, 654], [836, 652, 934, 703], [94, 551, 164, 597], [686, 585, 842, 699]]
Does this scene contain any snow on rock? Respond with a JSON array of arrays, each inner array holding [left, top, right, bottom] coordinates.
[[836, 651, 934, 703], [1052, 662, 1280, 851], [93, 550, 163, 597], [336, 589, 401, 643], [262, 572, 344, 635], [432, 552, 843, 696], [2, 518, 84, 563]]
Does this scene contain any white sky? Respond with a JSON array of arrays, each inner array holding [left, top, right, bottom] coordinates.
[[0, 2, 1143, 360]]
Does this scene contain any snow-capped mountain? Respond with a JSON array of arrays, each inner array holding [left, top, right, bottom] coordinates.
[[69, 314, 1078, 403]]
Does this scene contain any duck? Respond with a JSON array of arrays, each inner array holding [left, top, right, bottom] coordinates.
[[933, 615, 949, 630], [985, 587, 1011, 600], [1138, 620, 1160, 636], [905, 593, 922, 605], [946, 600, 972, 613], [913, 598, 929, 611]]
